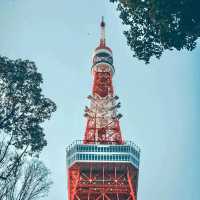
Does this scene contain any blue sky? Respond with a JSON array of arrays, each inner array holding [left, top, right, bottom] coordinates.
[[0, 0, 200, 200]]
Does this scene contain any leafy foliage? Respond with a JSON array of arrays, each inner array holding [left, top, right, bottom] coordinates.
[[0, 56, 56, 154], [0, 56, 56, 199], [110, 0, 200, 63]]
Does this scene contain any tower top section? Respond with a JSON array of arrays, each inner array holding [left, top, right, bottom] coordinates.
[[100, 16, 106, 47], [95, 16, 112, 53], [92, 17, 114, 74]]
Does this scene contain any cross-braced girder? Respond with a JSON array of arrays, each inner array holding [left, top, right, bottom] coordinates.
[[84, 69, 123, 144], [68, 163, 138, 200]]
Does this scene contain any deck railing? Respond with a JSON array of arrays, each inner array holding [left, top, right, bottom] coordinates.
[[66, 140, 140, 169]]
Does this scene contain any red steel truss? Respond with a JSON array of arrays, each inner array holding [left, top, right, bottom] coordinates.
[[68, 163, 138, 200], [67, 17, 139, 200]]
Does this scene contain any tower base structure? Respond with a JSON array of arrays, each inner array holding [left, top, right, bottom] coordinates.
[[67, 140, 140, 200]]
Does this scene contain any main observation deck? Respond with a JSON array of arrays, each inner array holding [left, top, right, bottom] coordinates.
[[66, 140, 140, 169]]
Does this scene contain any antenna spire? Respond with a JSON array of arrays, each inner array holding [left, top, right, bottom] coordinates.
[[100, 16, 106, 47]]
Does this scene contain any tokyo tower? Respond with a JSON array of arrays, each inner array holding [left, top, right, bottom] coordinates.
[[66, 17, 140, 200]]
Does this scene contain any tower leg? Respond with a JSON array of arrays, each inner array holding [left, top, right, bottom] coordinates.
[[68, 167, 80, 200], [127, 167, 136, 200]]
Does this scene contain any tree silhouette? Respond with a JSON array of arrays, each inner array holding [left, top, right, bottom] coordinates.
[[0, 152, 52, 200], [110, 0, 200, 63], [0, 56, 56, 199], [0, 56, 56, 155]]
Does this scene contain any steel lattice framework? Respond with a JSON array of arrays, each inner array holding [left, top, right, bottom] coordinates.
[[67, 18, 140, 200]]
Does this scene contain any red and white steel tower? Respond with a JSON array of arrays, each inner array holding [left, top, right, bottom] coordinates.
[[67, 18, 140, 200]]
